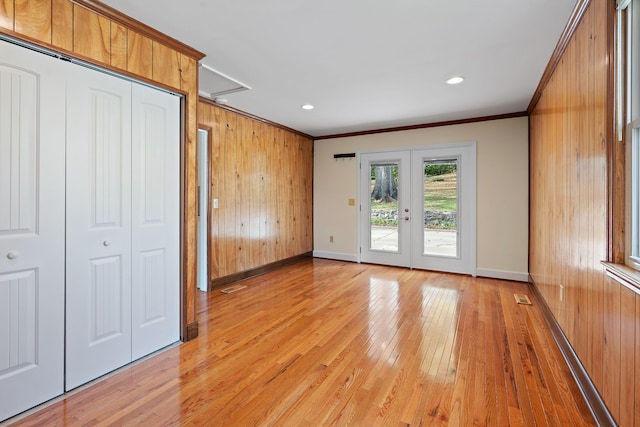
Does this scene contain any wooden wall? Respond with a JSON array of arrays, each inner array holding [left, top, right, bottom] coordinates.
[[199, 101, 314, 282], [530, 0, 640, 424], [0, 0, 203, 340]]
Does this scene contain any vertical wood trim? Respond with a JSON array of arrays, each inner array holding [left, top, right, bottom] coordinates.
[[180, 53, 198, 340], [51, 0, 73, 51]]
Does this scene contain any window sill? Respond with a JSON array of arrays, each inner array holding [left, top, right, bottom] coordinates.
[[602, 261, 640, 295]]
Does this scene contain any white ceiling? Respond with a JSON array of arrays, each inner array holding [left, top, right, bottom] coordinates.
[[101, 0, 578, 137]]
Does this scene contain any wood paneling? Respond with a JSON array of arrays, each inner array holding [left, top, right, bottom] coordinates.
[[14, 0, 51, 43], [9, 259, 596, 426], [529, 0, 639, 425], [0, 0, 13, 31], [199, 100, 313, 283], [51, 0, 72, 51], [127, 30, 153, 79], [153, 41, 181, 88], [2, 0, 204, 341], [110, 22, 127, 70], [73, 6, 110, 64]]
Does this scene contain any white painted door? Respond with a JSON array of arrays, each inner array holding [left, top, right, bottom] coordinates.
[[359, 151, 412, 267], [359, 144, 476, 275], [410, 144, 476, 275], [0, 40, 66, 420], [130, 83, 180, 360], [65, 65, 133, 390]]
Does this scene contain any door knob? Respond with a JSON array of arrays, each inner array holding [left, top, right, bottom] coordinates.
[[103, 240, 112, 247], [404, 216, 410, 221], [6, 251, 18, 260]]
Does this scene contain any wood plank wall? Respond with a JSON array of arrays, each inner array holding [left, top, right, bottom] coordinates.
[[198, 101, 314, 282], [0, 0, 203, 340], [530, 0, 640, 424]]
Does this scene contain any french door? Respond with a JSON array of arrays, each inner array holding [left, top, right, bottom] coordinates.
[[359, 144, 476, 275]]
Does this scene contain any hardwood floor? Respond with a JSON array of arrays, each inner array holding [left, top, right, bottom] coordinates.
[[8, 259, 595, 426]]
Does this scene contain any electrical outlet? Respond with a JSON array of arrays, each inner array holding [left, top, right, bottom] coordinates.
[[213, 198, 219, 209], [330, 235, 334, 243]]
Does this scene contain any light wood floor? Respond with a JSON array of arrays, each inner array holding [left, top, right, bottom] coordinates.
[[9, 258, 595, 426]]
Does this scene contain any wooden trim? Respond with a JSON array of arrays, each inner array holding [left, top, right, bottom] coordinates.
[[527, 0, 592, 112], [185, 321, 199, 341], [0, 30, 189, 96], [199, 97, 314, 140], [602, 261, 640, 294], [70, 0, 205, 60], [314, 111, 528, 140], [528, 277, 617, 426], [609, 1, 626, 263], [198, 124, 213, 297], [208, 252, 313, 290]]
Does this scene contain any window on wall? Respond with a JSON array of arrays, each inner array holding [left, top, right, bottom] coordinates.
[[620, 0, 640, 267]]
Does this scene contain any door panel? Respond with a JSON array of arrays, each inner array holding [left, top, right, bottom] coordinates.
[[131, 84, 180, 360], [65, 65, 132, 391], [360, 151, 411, 267], [359, 145, 476, 275], [0, 40, 66, 421], [411, 144, 476, 274]]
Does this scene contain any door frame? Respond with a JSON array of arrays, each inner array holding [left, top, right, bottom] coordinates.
[[197, 126, 212, 292], [357, 142, 477, 275]]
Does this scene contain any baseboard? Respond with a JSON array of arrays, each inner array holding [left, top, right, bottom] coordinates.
[[312, 250, 359, 263], [528, 279, 616, 427], [209, 252, 313, 290], [476, 268, 529, 282], [184, 321, 198, 341]]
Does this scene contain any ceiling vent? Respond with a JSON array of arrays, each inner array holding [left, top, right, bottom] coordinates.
[[198, 63, 251, 99]]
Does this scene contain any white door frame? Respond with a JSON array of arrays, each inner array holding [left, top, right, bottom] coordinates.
[[358, 143, 476, 275]]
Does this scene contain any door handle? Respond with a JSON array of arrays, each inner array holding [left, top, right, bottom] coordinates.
[[103, 240, 112, 247], [6, 251, 18, 260]]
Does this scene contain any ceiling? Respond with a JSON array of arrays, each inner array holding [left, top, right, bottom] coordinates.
[[101, 0, 578, 138]]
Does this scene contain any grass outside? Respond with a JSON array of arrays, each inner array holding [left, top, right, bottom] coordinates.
[[371, 173, 457, 212]]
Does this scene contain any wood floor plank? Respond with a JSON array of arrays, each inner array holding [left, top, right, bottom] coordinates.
[[8, 259, 596, 426]]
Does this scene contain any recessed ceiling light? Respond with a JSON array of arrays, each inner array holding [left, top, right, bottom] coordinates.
[[301, 104, 314, 110], [446, 76, 465, 85]]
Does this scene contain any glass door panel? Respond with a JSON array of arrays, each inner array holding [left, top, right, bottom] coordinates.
[[369, 163, 399, 252], [360, 151, 411, 268], [423, 159, 458, 257]]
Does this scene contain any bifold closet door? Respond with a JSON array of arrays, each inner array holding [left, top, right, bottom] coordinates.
[[130, 83, 180, 360], [65, 65, 133, 391], [0, 41, 66, 421]]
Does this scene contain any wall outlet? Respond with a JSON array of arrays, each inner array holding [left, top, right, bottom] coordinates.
[[329, 235, 334, 243], [213, 198, 219, 209]]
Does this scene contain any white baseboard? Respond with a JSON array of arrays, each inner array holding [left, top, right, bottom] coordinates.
[[313, 251, 359, 263], [476, 268, 529, 282]]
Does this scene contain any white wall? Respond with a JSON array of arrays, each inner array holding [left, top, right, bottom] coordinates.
[[313, 116, 529, 281]]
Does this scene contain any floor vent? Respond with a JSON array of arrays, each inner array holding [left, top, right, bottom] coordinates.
[[514, 294, 532, 305], [221, 285, 247, 294]]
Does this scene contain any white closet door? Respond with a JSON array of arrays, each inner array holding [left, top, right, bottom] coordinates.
[[65, 65, 133, 390], [130, 84, 180, 359], [0, 41, 66, 421]]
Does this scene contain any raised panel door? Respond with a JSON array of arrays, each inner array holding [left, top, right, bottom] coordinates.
[[65, 64, 133, 391], [131, 83, 180, 359], [0, 39, 66, 421]]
